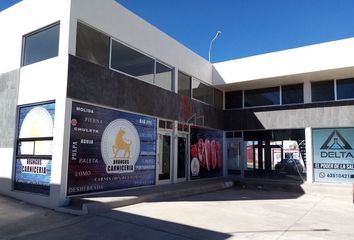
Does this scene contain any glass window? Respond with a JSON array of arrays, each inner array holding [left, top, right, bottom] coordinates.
[[155, 62, 173, 91], [214, 88, 223, 109], [22, 23, 60, 66], [244, 87, 280, 107], [311, 80, 334, 102], [76, 22, 109, 66], [178, 72, 191, 97], [226, 132, 234, 138], [282, 84, 304, 104], [225, 90, 243, 109], [337, 78, 354, 100], [111, 39, 155, 84], [192, 78, 214, 105]]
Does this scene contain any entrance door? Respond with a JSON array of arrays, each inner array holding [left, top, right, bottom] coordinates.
[[227, 138, 243, 175], [177, 135, 188, 182], [157, 132, 172, 184]]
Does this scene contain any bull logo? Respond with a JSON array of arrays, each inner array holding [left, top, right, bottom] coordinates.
[[112, 128, 131, 158]]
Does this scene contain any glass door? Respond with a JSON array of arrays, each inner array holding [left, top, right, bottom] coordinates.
[[157, 132, 172, 183], [227, 139, 243, 175], [177, 135, 188, 182]]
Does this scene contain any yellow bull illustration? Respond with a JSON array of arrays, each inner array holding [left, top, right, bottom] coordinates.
[[112, 128, 131, 158]]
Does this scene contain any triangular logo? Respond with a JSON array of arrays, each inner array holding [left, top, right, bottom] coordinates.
[[320, 130, 352, 150]]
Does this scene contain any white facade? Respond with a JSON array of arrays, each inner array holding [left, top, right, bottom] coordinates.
[[0, 0, 215, 208], [0, 0, 353, 208], [213, 38, 354, 88]]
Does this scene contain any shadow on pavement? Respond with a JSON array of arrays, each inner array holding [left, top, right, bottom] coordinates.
[[3, 205, 231, 240]]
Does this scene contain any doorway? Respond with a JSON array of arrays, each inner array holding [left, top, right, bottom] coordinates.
[[177, 134, 188, 182], [227, 138, 244, 176], [157, 132, 172, 184]]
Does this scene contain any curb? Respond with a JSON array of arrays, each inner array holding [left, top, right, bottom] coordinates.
[[80, 180, 234, 215]]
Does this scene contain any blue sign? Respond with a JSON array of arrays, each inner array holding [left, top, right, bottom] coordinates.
[[67, 102, 157, 195], [313, 128, 354, 183], [14, 102, 55, 195]]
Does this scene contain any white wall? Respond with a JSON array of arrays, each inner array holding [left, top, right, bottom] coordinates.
[[0, 0, 71, 208], [214, 38, 354, 87], [68, 0, 213, 84]]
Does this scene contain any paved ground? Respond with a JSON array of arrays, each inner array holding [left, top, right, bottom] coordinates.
[[1, 188, 353, 240]]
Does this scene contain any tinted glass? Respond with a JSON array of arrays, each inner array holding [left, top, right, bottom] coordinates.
[[22, 23, 60, 66], [214, 88, 223, 109], [178, 72, 191, 97], [244, 87, 280, 107], [337, 78, 354, 100], [111, 40, 155, 83], [155, 62, 173, 91], [192, 79, 214, 105], [311, 80, 334, 102], [225, 90, 243, 109], [282, 84, 304, 104], [76, 22, 109, 66], [226, 132, 234, 138]]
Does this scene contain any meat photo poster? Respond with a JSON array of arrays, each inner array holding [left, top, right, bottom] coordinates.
[[190, 126, 223, 179]]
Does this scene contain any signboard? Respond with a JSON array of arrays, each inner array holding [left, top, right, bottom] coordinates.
[[67, 102, 157, 195], [14, 102, 55, 195], [313, 128, 354, 183], [190, 126, 223, 179]]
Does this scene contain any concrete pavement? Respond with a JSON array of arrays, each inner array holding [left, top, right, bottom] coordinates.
[[1, 185, 353, 240]]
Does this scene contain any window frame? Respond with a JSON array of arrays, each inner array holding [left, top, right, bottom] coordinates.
[[281, 83, 304, 105], [225, 90, 243, 109], [21, 21, 60, 67], [76, 21, 110, 67], [311, 80, 335, 103], [336, 78, 354, 101], [191, 77, 218, 107], [109, 37, 174, 91], [244, 86, 280, 108], [177, 71, 192, 97]]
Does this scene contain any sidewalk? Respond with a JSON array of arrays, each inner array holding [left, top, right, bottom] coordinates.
[[0, 178, 353, 240], [63, 178, 235, 215]]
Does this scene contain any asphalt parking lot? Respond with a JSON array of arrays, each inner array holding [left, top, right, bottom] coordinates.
[[1, 187, 353, 240]]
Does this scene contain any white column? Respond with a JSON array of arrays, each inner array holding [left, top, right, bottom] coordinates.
[[50, 98, 71, 207], [223, 132, 227, 177], [172, 121, 178, 183], [303, 80, 312, 103], [305, 127, 314, 183], [173, 68, 178, 93]]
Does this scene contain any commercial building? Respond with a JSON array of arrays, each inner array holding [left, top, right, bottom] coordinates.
[[0, 0, 353, 208]]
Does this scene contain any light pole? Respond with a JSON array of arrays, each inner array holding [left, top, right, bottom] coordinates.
[[208, 31, 221, 62]]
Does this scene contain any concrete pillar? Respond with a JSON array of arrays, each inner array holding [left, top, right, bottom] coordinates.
[[304, 80, 311, 103], [172, 121, 178, 183], [223, 132, 227, 177], [305, 127, 314, 183]]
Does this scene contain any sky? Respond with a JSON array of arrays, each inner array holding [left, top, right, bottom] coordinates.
[[2, 0, 354, 62]]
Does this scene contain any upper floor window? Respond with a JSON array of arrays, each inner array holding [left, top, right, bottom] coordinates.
[[22, 23, 60, 66], [76, 22, 110, 67], [281, 83, 304, 104], [225, 90, 243, 109], [155, 61, 173, 91], [244, 87, 280, 107], [214, 88, 223, 109], [110, 39, 173, 91], [178, 71, 191, 97], [192, 78, 214, 106], [111, 39, 155, 83], [337, 78, 354, 100], [311, 80, 334, 102]]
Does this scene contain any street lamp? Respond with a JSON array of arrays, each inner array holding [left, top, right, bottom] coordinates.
[[208, 30, 221, 62]]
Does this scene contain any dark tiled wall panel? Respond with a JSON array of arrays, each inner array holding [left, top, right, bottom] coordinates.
[[67, 55, 223, 129]]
